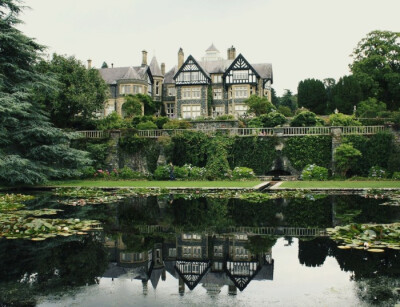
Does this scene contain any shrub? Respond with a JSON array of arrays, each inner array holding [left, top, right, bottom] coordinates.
[[278, 106, 292, 117], [328, 113, 361, 126], [216, 114, 235, 120], [259, 112, 286, 127], [118, 167, 147, 179], [301, 164, 328, 181], [80, 166, 96, 178], [334, 143, 362, 177], [163, 120, 192, 129], [174, 166, 189, 179], [232, 167, 256, 180], [153, 165, 170, 180], [188, 166, 207, 180], [247, 117, 263, 128], [368, 166, 387, 179], [96, 112, 132, 130], [154, 116, 169, 129], [290, 111, 324, 127], [392, 172, 400, 180], [136, 121, 158, 130]]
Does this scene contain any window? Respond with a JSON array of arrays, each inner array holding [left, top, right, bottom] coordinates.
[[168, 248, 176, 257], [182, 246, 202, 258], [213, 75, 222, 83], [191, 72, 199, 81], [214, 245, 223, 257], [120, 85, 131, 94], [168, 87, 176, 96], [213, 106, 224, 116], [234, 104, 248, 116], [183, 72, 190, 82], [133, 85, 142, 94], [182, 233, 201, 240], [213, 262, 223, 270], [166, 103, 175, 118], [233, 70, 249, 80], [156, 81, 160, 95], [182, 105, 201, 119], [181, 87, 202, 100], [234, 86, 248, 98], [213, 88, 222, 100]]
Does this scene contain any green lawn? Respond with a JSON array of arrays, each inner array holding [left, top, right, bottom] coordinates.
[[44, 180, 263, 188], [279, 181, 400, 189]]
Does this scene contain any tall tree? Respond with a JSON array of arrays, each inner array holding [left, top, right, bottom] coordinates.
[[244, 95, 275, 116], [297, 78, 327, 114], [0, 0, 90, 185], [279, 89, 297, 112], [329, 75, 363, 114], [350, 30, 400, 110], [36, 54, 108, 129], [101, 61, 108, 68]]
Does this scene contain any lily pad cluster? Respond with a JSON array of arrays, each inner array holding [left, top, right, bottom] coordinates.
[[0, 193, 102, 241], [327, 223, 400, 251]]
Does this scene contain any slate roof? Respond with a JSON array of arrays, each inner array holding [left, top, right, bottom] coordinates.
[[252, 63, 273, 80], [149, 56, 163, 77], [164, 66, 178, 84], [198, 59, 233, 74], [206, 43, 219, 52], [99, 66, 148, 84]]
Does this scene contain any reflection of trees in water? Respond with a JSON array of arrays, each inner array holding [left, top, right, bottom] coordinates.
[[333, 246, 400, 305], [298, 237, 332, 267], [0, 236, 108, 306]]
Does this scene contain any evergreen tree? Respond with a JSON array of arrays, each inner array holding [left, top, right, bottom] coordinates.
[[297, 78, 327, 114], [330, 75, 363, 114], [101, 61, 108, 68], [0, 0, 90, 185]]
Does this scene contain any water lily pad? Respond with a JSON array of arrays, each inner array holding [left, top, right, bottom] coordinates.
[[338, 245, 351, 249], [367, 248, 385, 253], [31, 237, 46, 241]]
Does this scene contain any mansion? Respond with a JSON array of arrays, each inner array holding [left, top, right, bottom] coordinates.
[[98, 45, 273, 119]]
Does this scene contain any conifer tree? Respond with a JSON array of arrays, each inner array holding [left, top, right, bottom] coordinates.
[[0, 0, 90, 185]]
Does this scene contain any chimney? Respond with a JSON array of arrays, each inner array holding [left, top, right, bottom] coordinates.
[[178, 48, 184, 70], [142, 50, 148, 66], [161, 63, 165, 75], [111, 63, 114, 68], [87, 59, 92, 69], [227, 46, 236, 60]]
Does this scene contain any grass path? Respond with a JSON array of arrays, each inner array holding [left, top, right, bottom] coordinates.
[[278, 181, 400, 189], [44, 180, 263, 188]]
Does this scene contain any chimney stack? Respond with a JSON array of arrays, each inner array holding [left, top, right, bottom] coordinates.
[[227, 46, 236, 60], [161, 63, 165, 75], [87, 59, 92, 69], [178, 48, 184, 69], [111, 63, 114, 68], [142, 50, 148, 66]]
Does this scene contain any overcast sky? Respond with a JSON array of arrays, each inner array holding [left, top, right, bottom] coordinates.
[[20, 0, 399, 96]]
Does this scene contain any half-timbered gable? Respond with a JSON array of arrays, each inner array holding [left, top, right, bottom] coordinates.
[[175, 260, 210, 290], [174, 55, 210, 85], [223, 54, 260, 85], [225, 260, 261, 291]]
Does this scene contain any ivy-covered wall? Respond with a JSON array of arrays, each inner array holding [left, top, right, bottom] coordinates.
[[282, 136, 332, 170]]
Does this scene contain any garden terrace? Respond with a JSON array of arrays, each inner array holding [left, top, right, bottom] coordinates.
[[78, 125, 386, 139]]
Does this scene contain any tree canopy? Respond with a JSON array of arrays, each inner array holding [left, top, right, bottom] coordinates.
[[35, 54, 108, 129], [244, 95, 276, 116], [329, 75, 363, 114], [350, 30, 400, 110], [297, 78, 327, 114], [0, 0, 90, 185]]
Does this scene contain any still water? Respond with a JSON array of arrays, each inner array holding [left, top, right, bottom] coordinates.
[[1, 192, 399, 306]]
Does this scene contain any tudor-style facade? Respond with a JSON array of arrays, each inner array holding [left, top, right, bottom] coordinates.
[[98, 44, 273, 119]]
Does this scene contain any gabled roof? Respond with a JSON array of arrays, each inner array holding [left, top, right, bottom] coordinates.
[[121, 67, 141, 80], [198, 59, 233, 74], [173, 55, 211, 80], [223, 53, 260, 78], [252, 63, 273, 81], [99, 66, 150, 84], [206, 43, 219, 52], [149, 56, 163, 77], [164, 66, 178, 84]]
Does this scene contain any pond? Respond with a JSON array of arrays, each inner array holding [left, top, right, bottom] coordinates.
[[0, 189, 399, 306]]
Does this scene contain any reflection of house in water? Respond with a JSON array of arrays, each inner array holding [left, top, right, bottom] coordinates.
[[103, 232, 274, 295]]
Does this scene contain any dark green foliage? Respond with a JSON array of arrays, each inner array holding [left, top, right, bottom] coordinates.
[[162, 119, 192, 129], [154, 116, 169, 129], [119, 135, 150, 153], [153, 165, 170, 180], [290, 111, 325, 127], [170, 131, 209, 167], [330, 75, 363, 114], [297, 78, 328, 114], [278, 106, 292, 117], [344, 132, 394, 176], [134, 93, 161, 115], [350, 30, 400, 110], [228, 137, 277, 175], [244, 95, 276, 116], [122, 95, 143, 118], [328, 113, 361, 126], [388, 145, 400, 173], [283, 136, 332, 170], [96, 112, 133, 130], [356, 97, 387, 118], [101, 61, 108, 68], [71, 139, 110, 170], [0, 1, 91, 185], [260, 112, 287, 127], [136, 121, 158, 130], [35, 53, 108, 129], [279, 89, 297, 112], [205, 137, 231, 180]]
